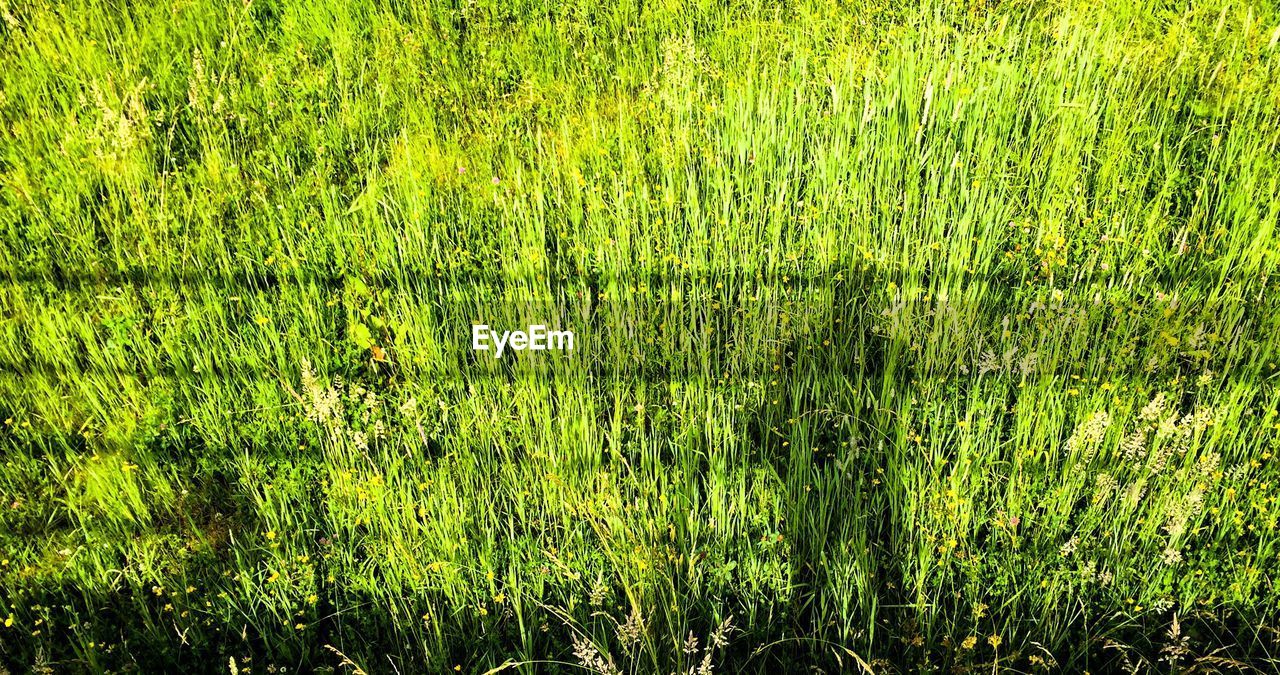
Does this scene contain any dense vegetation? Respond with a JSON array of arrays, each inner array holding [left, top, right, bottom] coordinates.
[[2, 0, 1279, 671]]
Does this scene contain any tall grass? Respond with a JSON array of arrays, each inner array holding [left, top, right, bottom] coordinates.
[[1, 0, 1279, 672]]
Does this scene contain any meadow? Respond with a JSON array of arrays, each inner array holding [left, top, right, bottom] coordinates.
[[2, 0, 1280, 672]]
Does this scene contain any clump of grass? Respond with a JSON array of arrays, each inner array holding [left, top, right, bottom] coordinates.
[[2, 0, 1279, 672]]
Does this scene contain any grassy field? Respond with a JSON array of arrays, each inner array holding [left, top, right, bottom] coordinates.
[[2, 0, 1280, 672]]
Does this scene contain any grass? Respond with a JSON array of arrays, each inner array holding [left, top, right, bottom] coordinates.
[[1, 0, 1279, 672]]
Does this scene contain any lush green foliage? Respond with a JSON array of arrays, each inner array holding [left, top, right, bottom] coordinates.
[[2, 0, 1279, 672]]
